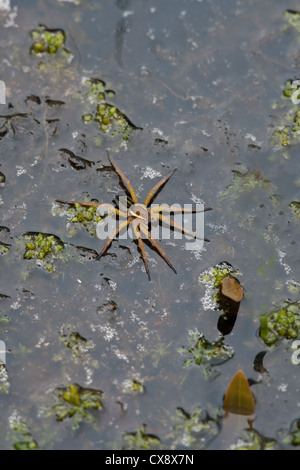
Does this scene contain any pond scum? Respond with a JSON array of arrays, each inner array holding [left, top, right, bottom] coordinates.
[[1, 10, 300, 449]]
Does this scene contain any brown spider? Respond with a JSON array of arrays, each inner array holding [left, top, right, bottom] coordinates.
[[56, 156, 211, 280]]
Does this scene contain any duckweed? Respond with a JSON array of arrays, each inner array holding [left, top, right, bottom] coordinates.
[[259, 300, 300, 346], [272, 126, 290, 147], [199, 263, 241, 311], [64, 200, 102, 237], [23, 233, 64, 259], [23, 233, 64, 273], [200, 263, 236, 290], [81, 78, 139, 142], [52, 383, 103, 430], [30, 25, 69, 56]]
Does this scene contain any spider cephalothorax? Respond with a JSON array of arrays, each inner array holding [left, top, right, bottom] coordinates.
[[57, 157, 211, 280]]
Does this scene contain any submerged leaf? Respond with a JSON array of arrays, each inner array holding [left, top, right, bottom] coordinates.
[[223, 370, 255, 416], [221, 276, 244, 303]]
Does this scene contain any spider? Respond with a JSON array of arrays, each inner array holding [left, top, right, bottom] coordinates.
[[56, 156, 211, 280]]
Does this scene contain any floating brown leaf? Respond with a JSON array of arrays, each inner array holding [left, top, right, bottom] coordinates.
[[221, 276, 244, 303], [223, 370, 255, 416]]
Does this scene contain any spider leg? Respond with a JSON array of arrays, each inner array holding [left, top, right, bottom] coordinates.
[[151, 212, 209, 242], [139, 223, 177, 274], [143, 169, 177, 207], [55, 200, 127, 218], [108, 156, 138, 204], [56, 199, 100, 207], [132, 224, 151, 281], [96, 218, 131, 260], [96, 203, 127, 218]]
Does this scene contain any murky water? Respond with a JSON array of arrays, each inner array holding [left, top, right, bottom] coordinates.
[[0, 0, 299, 450]]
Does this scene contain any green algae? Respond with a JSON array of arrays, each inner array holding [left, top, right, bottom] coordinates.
[[178, 330, 234, 377], [8, 412, 38, 450], [23, 233, 64, 272], [52, 383, 103, 430], [200, 263, 237, 290], [230, 428, 277, 450], [30, 25, 70, 57], [59, 328, 95, 358], [220, 167, 273, 201], [122, 424, 161, 450], [0, 242, 10, 255], [169, 407, 219, 448], [259, 300, 300, 347], [284, 10, 300, 34], [80, 78, 141, 145], [281, 417, 300, 446], [0, 364, 10, 394], [289, 201, 300, 220], [270, 78, 300, 153], [122, 378, 145, 394], [199, 262, 242, 309], [56, 199, 102, 237]]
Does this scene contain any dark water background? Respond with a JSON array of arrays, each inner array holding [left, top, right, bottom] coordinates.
[[0, 0, 299, 450]]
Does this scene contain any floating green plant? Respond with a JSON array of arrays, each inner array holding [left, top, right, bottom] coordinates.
[[220, 167, 273, 200], [280, 418, 300, 446], [259, 300, 300, 346], [0, 242, 10, 255], [230, 429, 277, 450], [178, 330, 234, 377], [56, 198, 102, 237], [30, 25, 70, 57], [272, 125, 290, 147], [200, 263, 237, 290], [149, 335, 174, 368], [169, 407, 219, 448], [289, 201, 300, 220], [59, 329, 94, 358], [9, 412, 38, 450], [270, 78, 300, 152], [284, 9, 300, 33], [69, 202, 101, 226], [123, 424, 161, 450], [81, 78, 140, 143], [23, 233, 64, 272], [52, 383, 103, 430], [199, 262, 241, 308], [122, 378, 145, 394], [0, 228, 11, 256]]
